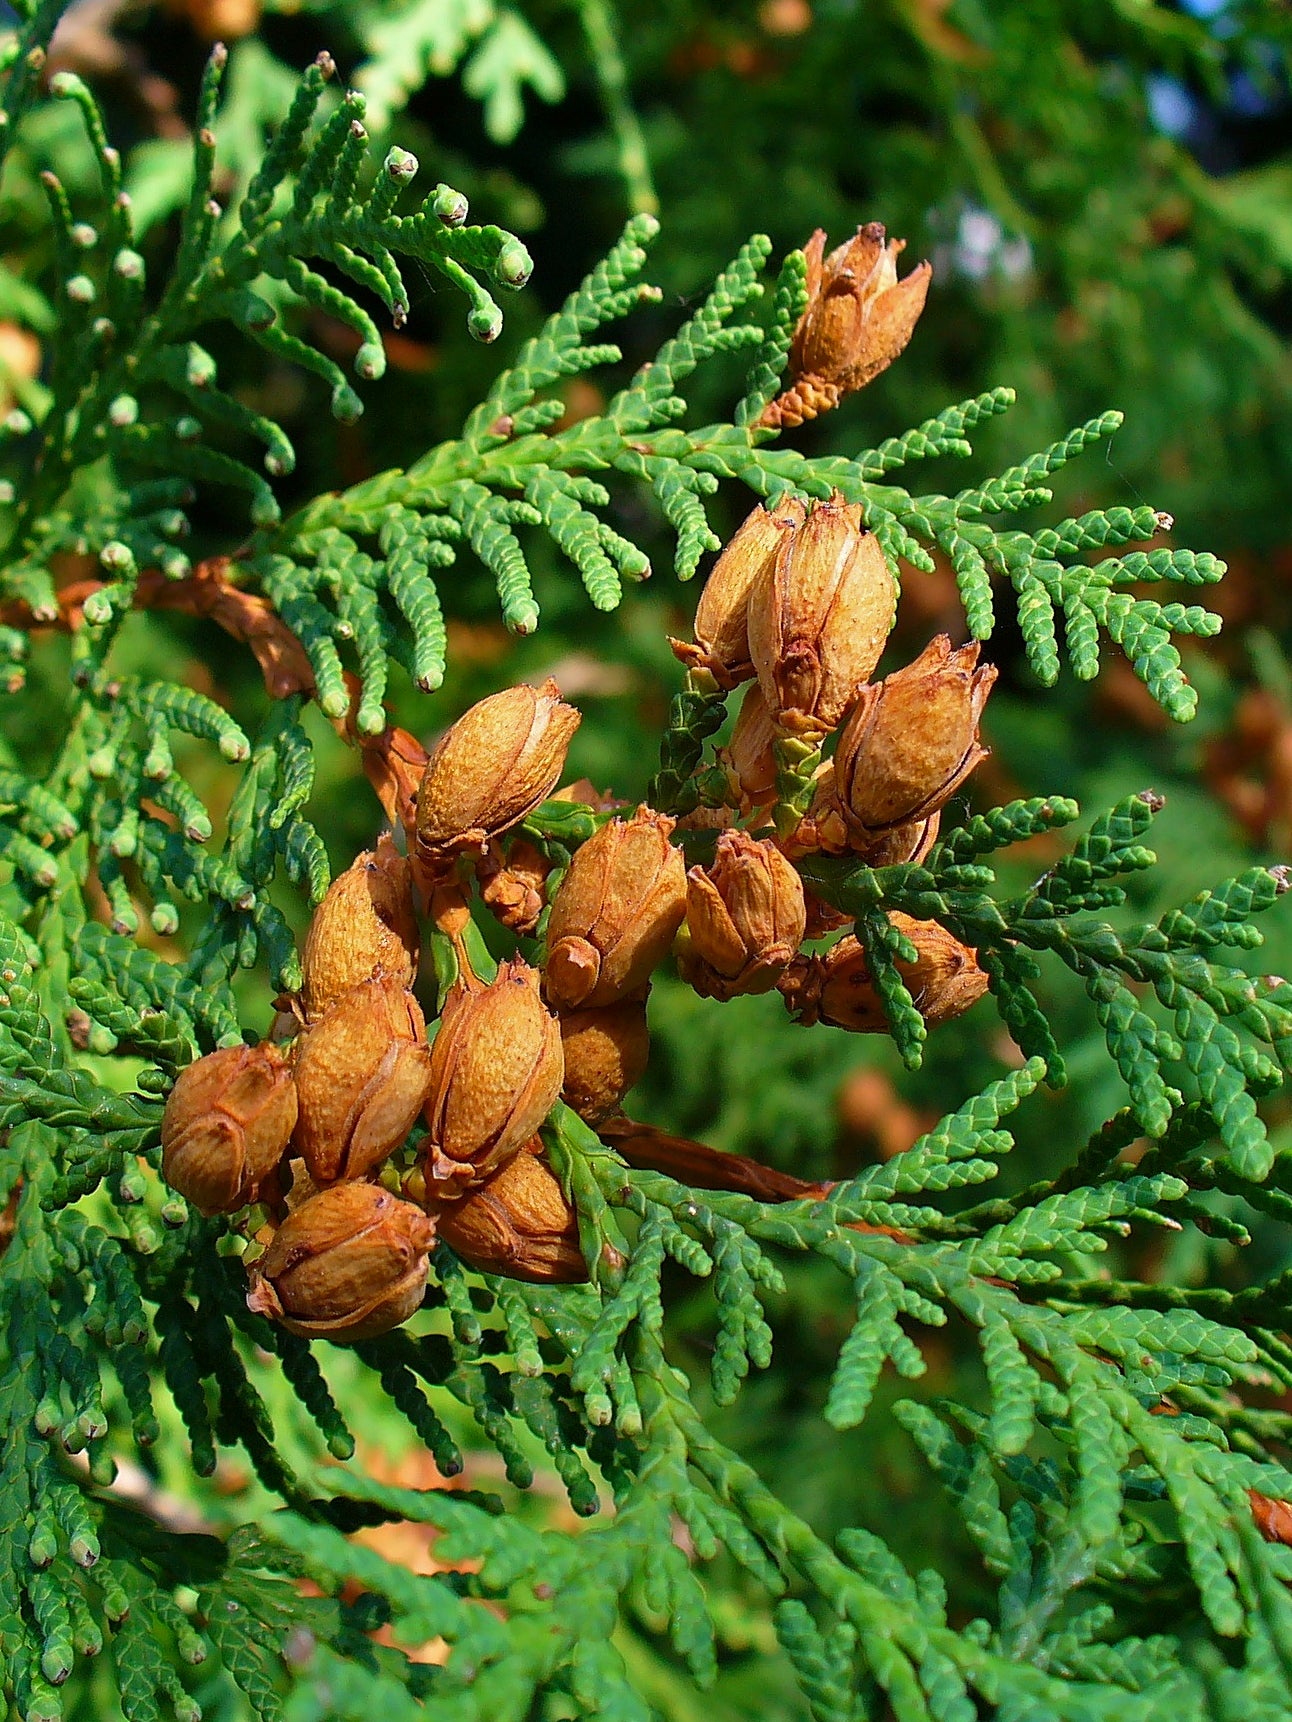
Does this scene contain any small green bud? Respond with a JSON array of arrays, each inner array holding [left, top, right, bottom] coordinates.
[[233, 287, 275, 330], [331, 382, 364, 423], [186, 345, 216, 387], [494, 240, 533, 290], [432, 182, 469, 225], [48, 71, 85, 99], [385, 145, 418, 181], [161, 550, 191, 580], [468, 301, 503, 344], [355, 340, 385, 381], [174, 415, 201, 441], [66, 275, 95, 304], [71, 222, 96, 248], [108, 394, 138, 427], [100, 540, 134, 574], [3, 409, 30, 436], [150, 902, 180, 935], [0, 481, 15, 505], [219, 731, 250, 763], [82, 588, 115, 626], [113, 248, 144, 281]]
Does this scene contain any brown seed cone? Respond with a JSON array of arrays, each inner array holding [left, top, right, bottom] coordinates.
[[831, 636, 996, 842], [748, 493, 896, 739], [476, 837, 551, 936], [301, 836, 419, 1020], [559, 1000, 651, 1124], [422, 958, 564, 1189], [721, 681, 781, 814], [161, 1042, 297, 1216], [779, 913, 987, 1032], [544, 807, 687, 1010], [433, 1149, 586, 1284], [758, 224, 932, 429], [414, 679, 580, 875], [246, 1183, 435, 1342], [669, 498, 807, 689], [678, 831, 807, 1001], [293, 976, 432, 1184], [795, 769, 942, 866]]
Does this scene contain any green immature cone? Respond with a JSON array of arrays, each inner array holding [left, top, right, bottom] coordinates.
[[748, 492, 896, 739]]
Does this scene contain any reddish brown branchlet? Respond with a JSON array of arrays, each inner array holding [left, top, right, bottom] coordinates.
[[246, 1182, 435, 1342], [544, 807, 687, 1011], [161, 1042, 297, 1216], [760, 224, 932, 429]]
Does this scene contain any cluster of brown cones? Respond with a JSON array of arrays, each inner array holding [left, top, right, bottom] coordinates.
[[156, 224, 990, 1345]]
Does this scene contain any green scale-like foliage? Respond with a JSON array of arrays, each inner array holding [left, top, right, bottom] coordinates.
[[3, 15, 1292, 1722]]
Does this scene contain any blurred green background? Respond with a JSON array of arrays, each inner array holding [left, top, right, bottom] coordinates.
[[11, 1, 1292, 1713]]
